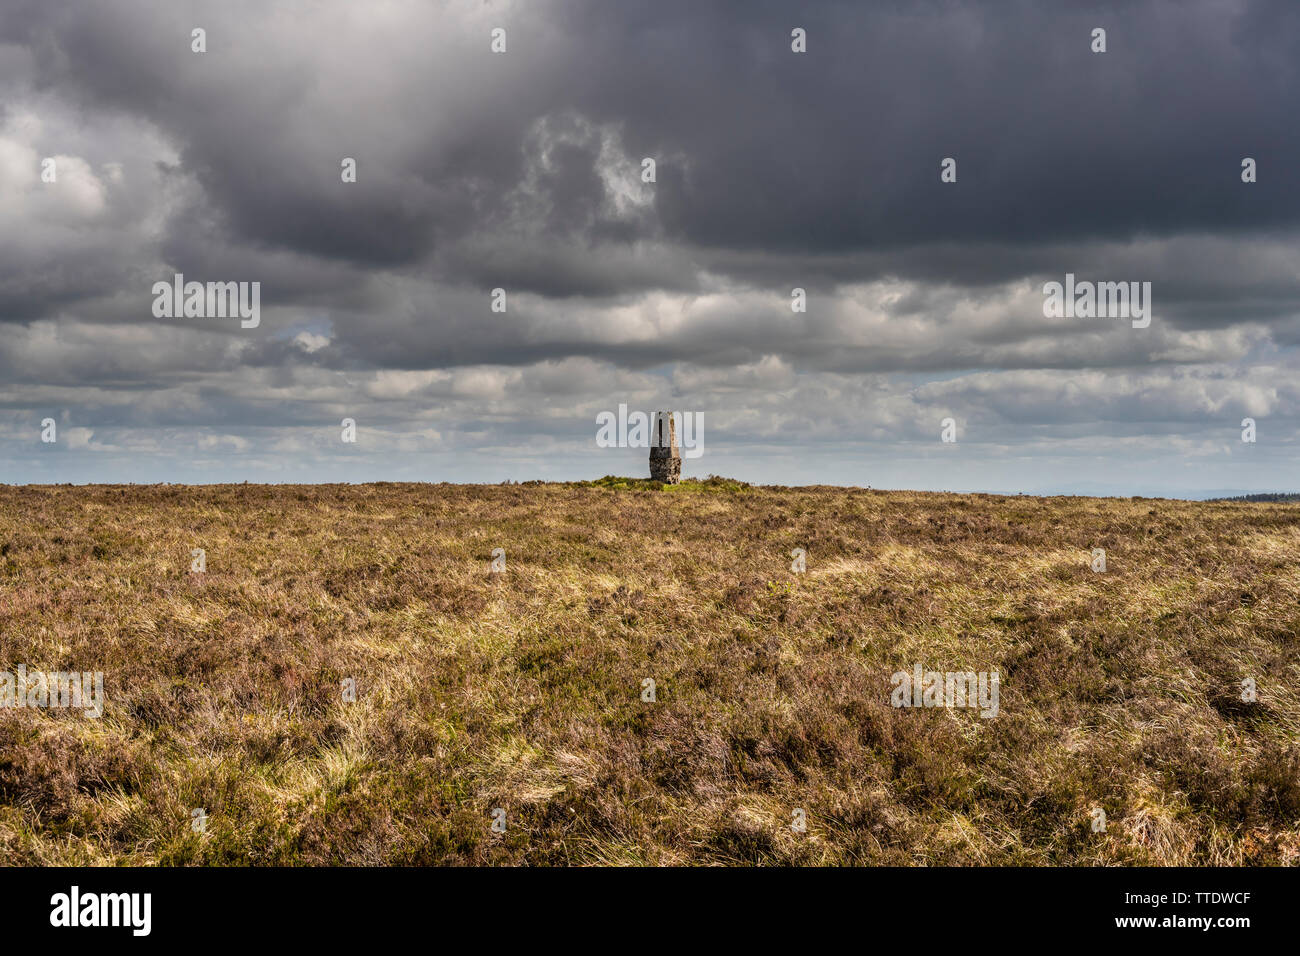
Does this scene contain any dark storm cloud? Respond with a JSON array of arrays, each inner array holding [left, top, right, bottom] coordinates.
[[2, 0, 1300, 491], [558, 0, 1300, 250], [9, 0, 1298, 288]]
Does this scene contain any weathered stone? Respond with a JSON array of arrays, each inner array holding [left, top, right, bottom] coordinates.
[[649, 410, 681, 483]]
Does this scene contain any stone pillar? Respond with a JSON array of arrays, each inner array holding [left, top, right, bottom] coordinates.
[[649, 410, 681, 483]]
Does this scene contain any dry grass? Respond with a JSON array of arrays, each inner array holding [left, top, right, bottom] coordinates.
[[1, 478, 1298, 865]]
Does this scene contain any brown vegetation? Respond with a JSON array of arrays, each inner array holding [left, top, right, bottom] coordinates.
[[1, 479, 1298, 865]]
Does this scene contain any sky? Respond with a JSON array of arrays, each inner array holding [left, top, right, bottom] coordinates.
[[2, 0, 1299, 496]]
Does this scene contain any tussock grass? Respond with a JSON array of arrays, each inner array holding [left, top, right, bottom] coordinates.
[[0, 482, 1298, 865]]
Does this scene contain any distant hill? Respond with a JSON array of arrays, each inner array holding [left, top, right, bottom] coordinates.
[[1208, 492, 1300, 503]]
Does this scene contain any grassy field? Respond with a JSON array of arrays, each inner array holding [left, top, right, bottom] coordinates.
[[1, 479, 1298, 865]]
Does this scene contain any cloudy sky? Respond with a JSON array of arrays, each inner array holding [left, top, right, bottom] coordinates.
[[2, 0, 1299, 495]]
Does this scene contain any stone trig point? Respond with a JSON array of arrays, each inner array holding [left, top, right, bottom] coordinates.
[[649, 410, 681, 483]]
